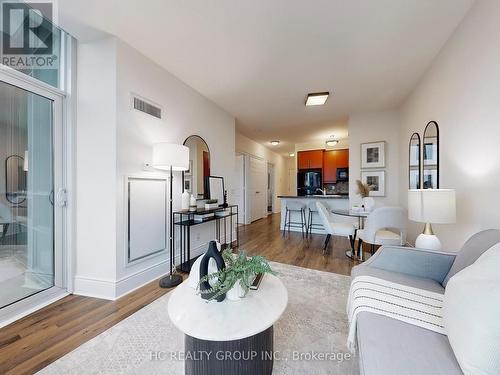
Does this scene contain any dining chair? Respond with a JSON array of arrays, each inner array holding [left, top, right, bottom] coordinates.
[[356, 206, 407, 260], [316, 202, 357, 254]]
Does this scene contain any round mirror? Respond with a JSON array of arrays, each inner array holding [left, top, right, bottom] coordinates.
[[5, 155, 27, 205], [183, 135, 210, 199], [409, 133, 421, 189], [423, 121, 439, 189]]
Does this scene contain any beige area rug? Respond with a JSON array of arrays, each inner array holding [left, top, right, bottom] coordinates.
[[38, 262, 359, 375]]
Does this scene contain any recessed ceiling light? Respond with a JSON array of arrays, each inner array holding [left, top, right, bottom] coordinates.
[[326, 136, 339, 147], [270, 140, 280, 146], [305, 92, 329, 106], [289, 153, 295, 157], [326, 139, 339, 146]]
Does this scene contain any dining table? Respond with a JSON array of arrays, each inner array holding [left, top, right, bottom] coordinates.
[[331, 209, 370, 261]]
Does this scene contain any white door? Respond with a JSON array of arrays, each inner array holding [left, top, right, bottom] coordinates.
[[233, 155, 245, 224], [249, 156, 267, 222]]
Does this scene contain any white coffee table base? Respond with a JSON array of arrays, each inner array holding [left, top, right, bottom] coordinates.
[[185, 326, 273, 375]]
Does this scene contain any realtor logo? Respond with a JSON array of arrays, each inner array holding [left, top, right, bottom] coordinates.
[[1, 1, 56, 69]]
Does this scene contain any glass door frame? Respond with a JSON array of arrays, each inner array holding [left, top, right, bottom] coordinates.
[[0, 67, 70, 326]]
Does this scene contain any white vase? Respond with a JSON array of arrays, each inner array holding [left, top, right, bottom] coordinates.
[[362, 197, 375, 212], [181, 190, 190, 210], [226, 281, 246, 301]]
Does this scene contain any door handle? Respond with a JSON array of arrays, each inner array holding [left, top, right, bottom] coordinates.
[[256, 191, 260, 194], [56, 188, 68, 207]]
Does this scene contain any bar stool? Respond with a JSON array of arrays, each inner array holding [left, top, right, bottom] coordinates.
[[283, 201, 307, 238], [307, 202, 324, 238]]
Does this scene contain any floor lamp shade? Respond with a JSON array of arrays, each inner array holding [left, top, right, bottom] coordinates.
[[152, 143, 189, 171], [408, 189, 456, 250], [408, 189, 456, 224]]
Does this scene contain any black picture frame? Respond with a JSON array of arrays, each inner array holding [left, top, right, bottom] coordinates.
[[206, 175, 225, 206]]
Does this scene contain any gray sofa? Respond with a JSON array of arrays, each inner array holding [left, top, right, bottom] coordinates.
[[351, 229, 500, 375]]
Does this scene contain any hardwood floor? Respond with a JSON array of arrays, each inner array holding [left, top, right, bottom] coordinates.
[[0, 213, 357, 374], [240, 213, 359, 276]]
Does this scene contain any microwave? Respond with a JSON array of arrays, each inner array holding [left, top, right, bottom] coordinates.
[[336, 168, 348, 181]]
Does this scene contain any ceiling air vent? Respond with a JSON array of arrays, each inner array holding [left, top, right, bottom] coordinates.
[[132, 95, 162, 119]]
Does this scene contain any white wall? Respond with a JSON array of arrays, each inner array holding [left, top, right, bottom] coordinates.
[[235, 132, 287, 213], [399, 0, 500, 250], [348, 110, 401, 207], [75, 37, 235, 299], [74, 38, 118, 297]]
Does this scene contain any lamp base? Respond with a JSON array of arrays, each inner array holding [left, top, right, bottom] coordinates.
[[415, 233, 442, 250], [159, 273, 183, 288]]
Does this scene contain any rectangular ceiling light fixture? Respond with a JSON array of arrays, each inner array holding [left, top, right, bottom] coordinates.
[[305, 92, 329, 106]]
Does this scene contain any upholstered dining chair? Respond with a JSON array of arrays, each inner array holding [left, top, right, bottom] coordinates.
[[316, 202, 357, 254], [357, 206, 407, 260]]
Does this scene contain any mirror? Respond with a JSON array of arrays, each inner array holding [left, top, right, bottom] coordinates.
[[409, 133, 421, 189], [423, 121, 439, 189], [183, 135, 210, 199], [5, 155, 27, 205]]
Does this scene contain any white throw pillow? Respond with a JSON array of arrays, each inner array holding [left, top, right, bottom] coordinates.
[[444, 242, 500, 375]]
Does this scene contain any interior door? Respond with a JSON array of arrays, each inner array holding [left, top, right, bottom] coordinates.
[[249, 156, 267, 222], [234, 155, 245, 224]]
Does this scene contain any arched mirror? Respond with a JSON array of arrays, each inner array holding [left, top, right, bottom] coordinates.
[[423, 121, 439, 189], [5, 155, 27, 205], [183, 135, 210, 199], [409, 133, 421, 189]]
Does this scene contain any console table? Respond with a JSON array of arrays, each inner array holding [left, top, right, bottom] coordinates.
[[173, 205, 238, 273], [168, 274, 288, 375]]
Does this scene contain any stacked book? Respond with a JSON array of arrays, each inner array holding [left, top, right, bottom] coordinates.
[[193, 212, 215, 222]]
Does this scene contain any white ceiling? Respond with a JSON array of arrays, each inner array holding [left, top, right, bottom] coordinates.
[[58, 0, 474, 154]]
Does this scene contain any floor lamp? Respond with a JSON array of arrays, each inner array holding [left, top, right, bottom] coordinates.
[[152, 143, 189, 288]]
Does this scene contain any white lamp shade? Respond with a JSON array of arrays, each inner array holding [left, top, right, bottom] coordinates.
[[152, 143, 189, 171], [408, 189, 456, 224]]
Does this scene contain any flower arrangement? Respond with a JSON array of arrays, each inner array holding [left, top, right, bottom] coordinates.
[[356, 179, 371, 198], [197, 249, 276, 301]]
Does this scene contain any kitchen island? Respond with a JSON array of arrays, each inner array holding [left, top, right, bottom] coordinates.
[[277, 195, 351, 235]]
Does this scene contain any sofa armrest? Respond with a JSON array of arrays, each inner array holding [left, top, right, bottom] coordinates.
[[364, 246, 457, 284]]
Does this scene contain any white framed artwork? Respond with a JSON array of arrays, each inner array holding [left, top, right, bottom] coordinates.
[[361, 170, 386, 197], [361, 141, 386, 169]]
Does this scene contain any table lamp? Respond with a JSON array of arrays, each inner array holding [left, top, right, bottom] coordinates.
[[152, 143, 189, 288], [408, 189, 456, 250]]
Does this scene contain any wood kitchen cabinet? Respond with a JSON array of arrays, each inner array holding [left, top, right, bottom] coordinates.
[[297, 150, 324, 169], [323, 149, 349, 182]]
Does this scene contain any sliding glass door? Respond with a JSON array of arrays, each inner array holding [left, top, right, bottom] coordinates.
[[0, 77, 62, 309]]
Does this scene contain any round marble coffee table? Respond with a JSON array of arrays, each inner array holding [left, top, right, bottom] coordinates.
[[168, 274, 288, 375]]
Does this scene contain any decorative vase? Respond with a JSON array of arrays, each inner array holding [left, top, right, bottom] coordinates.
[[222, 190, 228, 208], [199, 240, 226, 302], [181, 190, 190, 210], [362, 197, 375, 212], [188, 242, 221, 289], [189, 194, 197, 211], [226, 280, 246, 301]]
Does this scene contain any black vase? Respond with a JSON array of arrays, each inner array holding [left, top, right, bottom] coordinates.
[[199, 241, 226, 302]]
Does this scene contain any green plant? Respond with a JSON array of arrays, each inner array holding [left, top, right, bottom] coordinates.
[[197, 249, 277, 301]]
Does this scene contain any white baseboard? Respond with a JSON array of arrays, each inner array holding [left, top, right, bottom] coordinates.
[[115, 259, 169, 299], [73, 233, 237, 301], [73, 275, 117, 300]]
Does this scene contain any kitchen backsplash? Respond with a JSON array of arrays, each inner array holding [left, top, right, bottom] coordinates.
[[325, 181, 349, 195]]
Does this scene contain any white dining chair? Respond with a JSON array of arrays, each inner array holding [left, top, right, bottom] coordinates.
[[357, 206, 407, 259], [316, 202, 357, 254]]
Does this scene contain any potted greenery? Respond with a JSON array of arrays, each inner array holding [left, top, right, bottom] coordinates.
[[197, 249, 277, 301]]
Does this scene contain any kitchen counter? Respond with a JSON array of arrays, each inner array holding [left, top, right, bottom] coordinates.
[[278, 195, 351, 234], [277, 195, 348, 199]]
